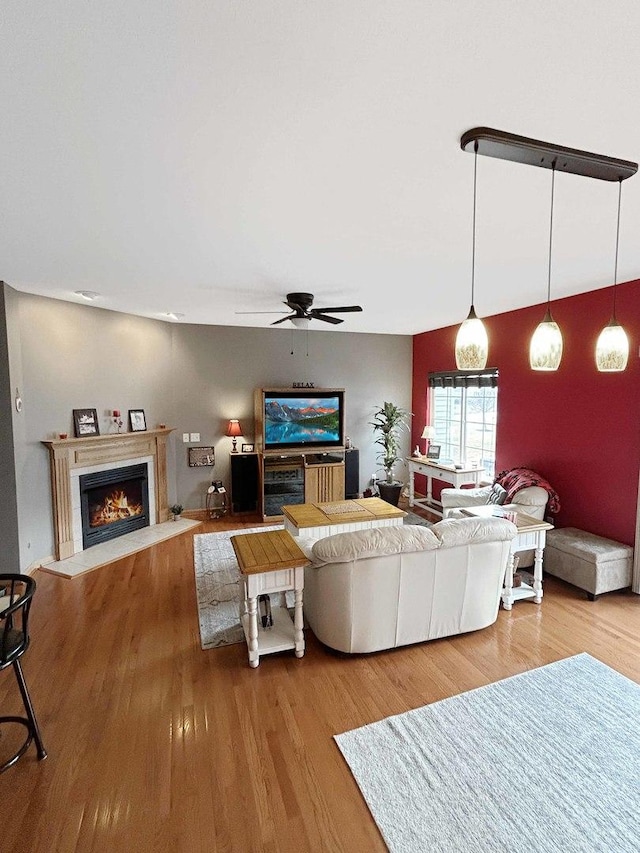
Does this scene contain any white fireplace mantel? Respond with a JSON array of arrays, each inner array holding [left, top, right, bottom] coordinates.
[[42, 429, 173, 560]]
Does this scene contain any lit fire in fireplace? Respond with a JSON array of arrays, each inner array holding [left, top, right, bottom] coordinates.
[[90, 490, 143, 527]]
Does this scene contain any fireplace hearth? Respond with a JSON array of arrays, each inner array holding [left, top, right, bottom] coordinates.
[[80, 463, 150, 549]]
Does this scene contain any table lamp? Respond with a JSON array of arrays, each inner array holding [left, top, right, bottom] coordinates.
[[421, 426, 436, 456], [226, 419, 243, 453]]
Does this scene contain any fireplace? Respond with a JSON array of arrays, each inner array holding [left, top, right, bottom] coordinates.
[[80, 463, 150, 549]]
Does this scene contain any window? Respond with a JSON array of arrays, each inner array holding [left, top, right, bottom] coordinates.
[[428, 370, 498, 478]]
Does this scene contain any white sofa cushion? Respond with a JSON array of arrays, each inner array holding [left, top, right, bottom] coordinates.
[[432, 516, 517, 546], [311, 524, 439, 564]]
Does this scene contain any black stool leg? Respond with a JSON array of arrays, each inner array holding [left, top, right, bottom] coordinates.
[[13, 660, 47, 760]]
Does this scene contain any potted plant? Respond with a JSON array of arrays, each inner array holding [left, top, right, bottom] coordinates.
[[370, 401, 412, 506], [170, 503, 184, 521]]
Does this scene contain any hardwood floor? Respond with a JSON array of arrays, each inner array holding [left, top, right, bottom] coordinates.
[[3, 508, 640, 853]]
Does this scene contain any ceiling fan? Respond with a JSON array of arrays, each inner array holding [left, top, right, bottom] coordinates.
[[238, 292, 363, 326]]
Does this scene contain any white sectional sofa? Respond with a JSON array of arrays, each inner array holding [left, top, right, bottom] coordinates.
[[302, 517, 516, 654]]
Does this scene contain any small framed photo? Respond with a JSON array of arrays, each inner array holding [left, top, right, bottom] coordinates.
[[426, 444, 441, 460], [188, 446, 215, 467], [129, 409, 147, 432], [73, 408, 100, 437], [241, 443, 254, 453]]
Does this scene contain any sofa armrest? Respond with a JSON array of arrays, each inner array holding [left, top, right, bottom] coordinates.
[[503, 486, 549, 520], [440, 486, 492, 517]]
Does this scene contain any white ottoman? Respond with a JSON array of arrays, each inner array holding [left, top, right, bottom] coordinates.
[[544, 527, 633, 600]]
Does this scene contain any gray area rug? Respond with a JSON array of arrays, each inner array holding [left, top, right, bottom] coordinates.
[[335, 654, 640, 853], [403, 510, 432, 527]]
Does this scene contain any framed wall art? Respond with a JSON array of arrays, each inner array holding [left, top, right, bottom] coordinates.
[[188, 446, 215, 467], [241, 443, 254, 453], [73, 408, 100, 437], [128, 409, 147, 432]]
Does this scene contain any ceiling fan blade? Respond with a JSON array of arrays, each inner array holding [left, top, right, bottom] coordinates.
[[313, 313, 344, 325], [312, 305, 363, 314], [271, 314, 296, 326], [235, 311, 289, 315], [284, 301, 308, 314]]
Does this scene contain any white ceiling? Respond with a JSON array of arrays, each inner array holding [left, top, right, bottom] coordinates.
[[3, 1, 640, 335]]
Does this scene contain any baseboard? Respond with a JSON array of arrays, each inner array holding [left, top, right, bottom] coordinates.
[[26, 556, 54, 576]]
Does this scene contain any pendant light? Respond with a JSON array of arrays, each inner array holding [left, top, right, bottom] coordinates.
[[595, 178, 629, 372], [455, 142, 488, 370], [530, 162, 563, 371]]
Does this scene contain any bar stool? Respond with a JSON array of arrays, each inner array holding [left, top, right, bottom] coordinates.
[[0, 574, 47, 772]]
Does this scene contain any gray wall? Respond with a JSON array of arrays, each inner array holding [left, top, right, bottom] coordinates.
[[0, 286, 21, 567], [170, 324, 413, 508], [5, 287, 412, 570]]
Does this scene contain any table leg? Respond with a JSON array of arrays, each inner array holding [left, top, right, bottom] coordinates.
[[426, 475, 433, 505], [533, 535, 544, 604], [294, 587, 304, 658], [409, 470, 415, 507], [239, 577, 246, 622], [246, 595, 260, 667], [502, 551, 515, 610]]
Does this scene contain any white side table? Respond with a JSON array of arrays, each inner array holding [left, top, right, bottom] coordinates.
[[460, 506, 554, 609], [230, 529, 310, 668]]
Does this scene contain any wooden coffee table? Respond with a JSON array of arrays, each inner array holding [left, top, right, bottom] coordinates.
[[459, 506, 554, 609], [281, 497, 406, 538], [230, 529, 310, 668]]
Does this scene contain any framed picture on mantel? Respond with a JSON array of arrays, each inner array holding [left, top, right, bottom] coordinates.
[[129, 409, 147, 432], [73, 408, 100, 437]]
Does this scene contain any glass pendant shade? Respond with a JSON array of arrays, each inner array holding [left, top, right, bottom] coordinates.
[[529, 308, 563, 371], [596, 180, 628, 373], [455, 306, 488, 370], [595, 319, 629, 372]]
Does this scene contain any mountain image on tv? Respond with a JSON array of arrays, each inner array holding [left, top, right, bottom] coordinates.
[[265, 397, 340, 444]]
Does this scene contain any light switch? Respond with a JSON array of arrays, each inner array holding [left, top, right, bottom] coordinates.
[[190, 432, 200, 442], [182, 433, 189, 443]]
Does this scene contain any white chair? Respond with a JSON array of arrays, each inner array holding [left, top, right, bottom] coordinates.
[[441, 479, 549, 567], [441, 482, 549, 521]]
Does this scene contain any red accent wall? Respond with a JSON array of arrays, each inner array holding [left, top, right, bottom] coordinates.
[[412, 279, 640, 546]]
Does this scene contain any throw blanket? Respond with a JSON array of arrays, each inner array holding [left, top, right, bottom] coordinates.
[[494, 467, 561, 514]]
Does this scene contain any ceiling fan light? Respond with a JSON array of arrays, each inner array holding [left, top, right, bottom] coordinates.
[[595, 319, 629, 372], [455, 306, 488, 370], [290, 316, 310, 329], [529, 308, 563, 371]]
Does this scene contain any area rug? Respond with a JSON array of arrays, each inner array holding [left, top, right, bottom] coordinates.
[[335, 654, 640, 853], [193, 526, 281, 649], [403, 510, 432, 527]]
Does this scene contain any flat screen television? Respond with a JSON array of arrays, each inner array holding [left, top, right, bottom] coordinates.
[[262, 390, 345, 451]]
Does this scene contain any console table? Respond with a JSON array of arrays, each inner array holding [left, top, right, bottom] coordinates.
[[407, 457, 484, 517]]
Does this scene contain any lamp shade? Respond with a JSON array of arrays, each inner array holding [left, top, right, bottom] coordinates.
[[226, 419, 243, 437], [455, 307, 488, 370], [595, 320, 629, 372], [529, 308, 563, 371], [290, 316, 310, 329], [421, 426, 436, 440]]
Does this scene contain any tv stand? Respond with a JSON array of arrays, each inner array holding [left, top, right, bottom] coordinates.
[[260, 452, 345, 519]]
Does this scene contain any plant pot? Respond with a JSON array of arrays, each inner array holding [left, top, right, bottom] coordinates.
[[376, 481, 403, 507], [172, 514, 181, 521]]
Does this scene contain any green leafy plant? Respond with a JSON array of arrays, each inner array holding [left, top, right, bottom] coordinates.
[[370, 402, 412, 484], [170, 503, 184, 517]]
